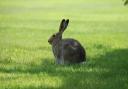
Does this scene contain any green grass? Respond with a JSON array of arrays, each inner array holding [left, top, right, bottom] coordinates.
[[0, 0, 128, 89]]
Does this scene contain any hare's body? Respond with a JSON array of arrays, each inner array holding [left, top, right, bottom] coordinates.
[[52, 38, 85, 64], [48, 19, 86, 64]]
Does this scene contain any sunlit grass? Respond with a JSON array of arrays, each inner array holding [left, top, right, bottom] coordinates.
[[0, 73, 62, 89]]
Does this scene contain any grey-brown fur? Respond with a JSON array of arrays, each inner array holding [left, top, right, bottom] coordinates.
[[48, 19, 86, 64]]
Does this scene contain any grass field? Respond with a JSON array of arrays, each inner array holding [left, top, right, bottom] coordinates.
[[0, 0, 128, 89]]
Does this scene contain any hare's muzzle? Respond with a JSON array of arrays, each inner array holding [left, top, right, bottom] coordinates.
[[48, 40, 50, 43], [48, 39, 52, 44]]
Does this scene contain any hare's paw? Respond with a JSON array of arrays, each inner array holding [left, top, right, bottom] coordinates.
[[56, 59, 64, 65]]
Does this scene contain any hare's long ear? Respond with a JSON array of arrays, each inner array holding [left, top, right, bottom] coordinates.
[[124, 0, 128, 5], [59, 19, 69, 33]]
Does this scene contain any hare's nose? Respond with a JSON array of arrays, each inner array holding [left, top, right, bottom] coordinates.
[[48, 40, 51, 44], [48, 40, 50, 43]]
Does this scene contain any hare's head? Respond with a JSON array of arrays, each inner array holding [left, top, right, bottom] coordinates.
[[48, 19, 69, 45]]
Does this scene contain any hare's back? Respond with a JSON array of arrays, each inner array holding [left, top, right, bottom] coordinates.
[[62, 38, 82, 47], [62, 38, 85, 63]]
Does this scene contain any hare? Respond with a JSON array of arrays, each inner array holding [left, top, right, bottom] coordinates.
[[48, 19, 86, 64]]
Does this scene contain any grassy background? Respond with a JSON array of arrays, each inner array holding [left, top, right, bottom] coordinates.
[[0, 0, 128, 89]]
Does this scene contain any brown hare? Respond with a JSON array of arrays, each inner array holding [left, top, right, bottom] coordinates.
[[48, 19, 86, 64]]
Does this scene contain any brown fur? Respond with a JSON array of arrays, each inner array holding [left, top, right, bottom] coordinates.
[[48, 19, 86, 64]]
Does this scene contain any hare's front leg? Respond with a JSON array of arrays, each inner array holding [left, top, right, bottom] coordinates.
[[60, 49, 64, 64], [56, 49, 64, 65], [56, 58, 64, 64]]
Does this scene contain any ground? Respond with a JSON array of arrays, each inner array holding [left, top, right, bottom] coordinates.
[[0, 0, 128, 89]]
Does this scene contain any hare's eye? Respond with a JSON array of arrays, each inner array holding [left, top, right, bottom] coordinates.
[[53, 34, 55, 37]]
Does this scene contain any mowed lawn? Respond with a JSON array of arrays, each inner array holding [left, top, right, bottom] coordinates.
[[0, 0, 128, 89]]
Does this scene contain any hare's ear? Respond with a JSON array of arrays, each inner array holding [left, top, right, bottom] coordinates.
[[124, 0, 128, 5], [59, 19, 69, 33]]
